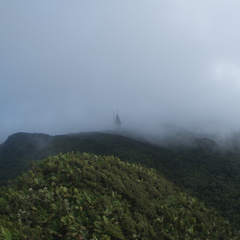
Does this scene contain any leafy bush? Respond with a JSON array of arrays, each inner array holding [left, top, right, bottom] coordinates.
[[0, 152, 239, 239]]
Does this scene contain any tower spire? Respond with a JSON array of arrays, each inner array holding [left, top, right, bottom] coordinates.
[[113, 109, 121, 128]]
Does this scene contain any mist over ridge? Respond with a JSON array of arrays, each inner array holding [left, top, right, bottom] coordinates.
[[1, 1, 240, 143]]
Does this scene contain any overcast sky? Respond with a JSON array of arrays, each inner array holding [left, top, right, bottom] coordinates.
[[1, 1, 240, 143]]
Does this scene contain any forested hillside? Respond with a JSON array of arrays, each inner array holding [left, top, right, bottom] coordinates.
[[0, 132, 240, 230], [0, 152, 238, 239]]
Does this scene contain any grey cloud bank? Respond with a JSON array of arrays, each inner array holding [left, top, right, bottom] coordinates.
[[1, 0, 240, 143]]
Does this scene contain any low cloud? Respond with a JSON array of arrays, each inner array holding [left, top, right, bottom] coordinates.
[[1, 1, 240, 143]]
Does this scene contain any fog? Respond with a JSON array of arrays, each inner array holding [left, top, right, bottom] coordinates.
[[1, 1, 240, 143]]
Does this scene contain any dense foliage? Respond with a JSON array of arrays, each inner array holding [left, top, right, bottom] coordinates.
[[0, 152, 239, 239], [1, 132, 240, 230], [0, 133, 51, 184]]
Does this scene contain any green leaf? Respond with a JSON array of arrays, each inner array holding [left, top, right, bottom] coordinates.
[[0, 226, 12, 240], [33, 178, 39, 184]]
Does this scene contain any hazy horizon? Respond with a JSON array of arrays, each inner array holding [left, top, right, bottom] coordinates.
[[1, 1, 240, 143]]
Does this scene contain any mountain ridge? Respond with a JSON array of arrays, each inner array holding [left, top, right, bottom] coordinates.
[[1, 131, 240, 229]]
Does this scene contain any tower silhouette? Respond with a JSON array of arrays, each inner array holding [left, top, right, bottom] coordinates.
[[113, 110, 121, 128]]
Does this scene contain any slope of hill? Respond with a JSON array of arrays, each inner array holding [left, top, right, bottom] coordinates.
[[0, 152, 238, 240], [1, 131, 240, 229], [0, 133, 53, 183]]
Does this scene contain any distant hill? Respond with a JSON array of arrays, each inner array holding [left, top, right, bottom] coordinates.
[[0, 132, 53, 182], [0, 152, 238, 239], [1, 131, 240, 229]]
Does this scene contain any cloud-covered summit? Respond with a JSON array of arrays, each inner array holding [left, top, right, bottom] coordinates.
[[1, 1, 240, 143]]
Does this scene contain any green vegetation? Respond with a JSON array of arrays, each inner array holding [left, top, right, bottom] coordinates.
[[0, 226, 12, 240], [0, 133, 51, 184], [1, 132, 240, 231], [0, 152, 239, 239]]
